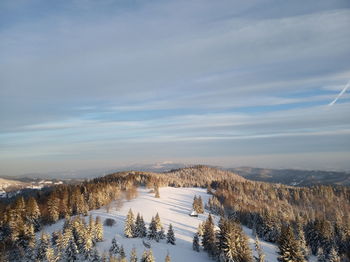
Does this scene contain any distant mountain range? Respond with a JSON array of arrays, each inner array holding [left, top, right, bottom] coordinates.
[[229, 167, 350, 186], [1, 163, 349, 187]]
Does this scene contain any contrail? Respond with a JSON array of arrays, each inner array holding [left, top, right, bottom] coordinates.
[[328, 80, 350, 106]]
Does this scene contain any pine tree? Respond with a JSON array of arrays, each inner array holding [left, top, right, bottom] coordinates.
[[135, 213, 142, 237], [141, 249, 155, 262], [155, 185, 160, 198], [119, 245, 126, 259], [91, 247, 102, 262], [140, 216, 147, 237], [155, 213, 162, 231], [124, 209, 135, 238], [278, 224, 306, 262], [166, 224, 176, 245], [158, 226, 166, 240], [36, 233, 50, 261], [254, 236, 265, 262], [220, 219, 253, 262], [26, 197, 41, 230], [317, 248, 327, 262], [109, 237, 120, 255], [46, 246, 57, 262], [95, 216, 104, 242], [296, 219, 310, 259], [193, 233, 200, 252], [130, 247, 138, 262], [197, 196, 204, 213], [165, 252, 171, 262], [193, 195, 198, 212], [148, 217, 158, 240], [197, 222, 204, 236], [47, 194, 60, 223], [328, 247, 340, 262], [202, 214, 216, 256], [65, 238, 79, 261]]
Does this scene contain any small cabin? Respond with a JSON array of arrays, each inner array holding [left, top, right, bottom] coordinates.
[[189, 210, 198, 217]]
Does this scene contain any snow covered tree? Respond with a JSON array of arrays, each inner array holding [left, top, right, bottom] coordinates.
[[124, 209, 135, 238], [36, 233, 50, 261], [119, 245, 126, 259], [65, 238, 79, 261], [328, 247, 340, 262], [155, 185, 160, 198], [197, 222, 204, 237], [130, 247, 138, 262], [317, 248, 327, 262], [141, 249, 155, 262], [278, 224, 306, 262], [148, 217, 158, 240], [47, 194, 60, 223], [202, 214, 216, 257], [295, 219, 310, 259], [155, 213, 162, 231], [254, 236, 265, 262], [158, 226, 166, 240], [166, 224, 176, 245], [91, 247, 102, 262], [193, 233, 200, 252], [197, 196, 204, 214], [95, 216, 104, 242], [109, 237, 120, 255], [26, 197, 41, 230], [219, 218, 253, 262]]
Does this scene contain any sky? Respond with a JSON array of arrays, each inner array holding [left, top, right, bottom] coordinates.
[[1, 0, 350, 176]]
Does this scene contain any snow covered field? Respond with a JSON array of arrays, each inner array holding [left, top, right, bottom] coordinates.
[[40, 187, 280, 261]]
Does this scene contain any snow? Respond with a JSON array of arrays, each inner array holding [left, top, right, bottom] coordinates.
[[40, 187, 283, 261]]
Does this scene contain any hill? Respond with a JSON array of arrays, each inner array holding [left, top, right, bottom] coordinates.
[[229, 167, 350, 186]]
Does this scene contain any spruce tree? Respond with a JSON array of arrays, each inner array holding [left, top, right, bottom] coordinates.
[[36, 233, 50, 261], [140, 216, 147, 237], [193, 233, 200, 252], [155, 213, 162, 231], [26, 197, 41, 230], [109, 237, 120, 255], [197, 196, 204, 213], [220, 219, 253, 262], [193, 196, 198, 212], [47, 194, 60, 223], [202, 214, 216, 257], [155, 185, 160, 198], [119, 245, 126, 259], [278, 224, 306, 262], [166, 224, 176, 245], [65, 238, 79, 261], [130, 247, 138, 262], [141, 249, 155, 262], [148, 217, 158, 240], [328, 247, 340, 262], [95, 216, 104, 242], [124, 209, 135, 238], [91, 247, 102, 262], [135, 213, 142, 237], [254, 236, 265, 262], [317, 248, 327, 262], [158, 226, 166, 240]]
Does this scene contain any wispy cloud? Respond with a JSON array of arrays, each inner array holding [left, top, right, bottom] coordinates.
[[1, 0, 350, 175]]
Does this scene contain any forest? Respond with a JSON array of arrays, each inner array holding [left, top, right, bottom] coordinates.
[[0, 166, 349, 261]]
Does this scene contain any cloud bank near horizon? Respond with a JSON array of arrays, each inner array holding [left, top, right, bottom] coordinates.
[[1, 0, 350, 175]]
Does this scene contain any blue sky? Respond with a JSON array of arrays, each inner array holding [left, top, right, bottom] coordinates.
[[1, 0, 350, 175]]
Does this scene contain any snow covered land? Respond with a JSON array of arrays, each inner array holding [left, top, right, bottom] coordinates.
[[40, 187, 281, 261]]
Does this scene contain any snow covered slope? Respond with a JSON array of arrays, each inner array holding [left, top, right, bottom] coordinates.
[[40, 187, 280, 261]]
